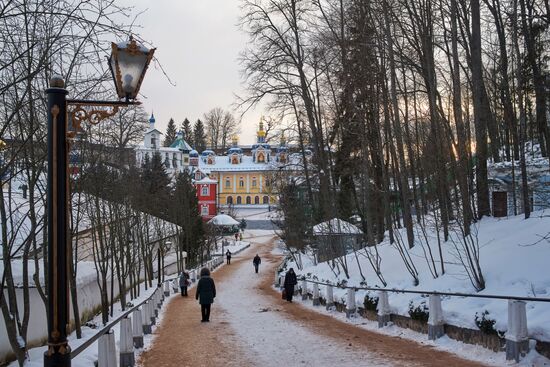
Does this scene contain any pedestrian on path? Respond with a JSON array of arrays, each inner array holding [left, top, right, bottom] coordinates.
[[284, 268, 297, 302], [239, 232, 243, 241], [253, 254, 261, 273], [226, 250, 232, 265], [179, 271, 190, 297], [195, 267, 216, 322], [234, 232, 239, 241]]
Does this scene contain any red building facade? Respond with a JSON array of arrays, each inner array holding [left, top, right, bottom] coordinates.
[[195, 177, 217, 220]]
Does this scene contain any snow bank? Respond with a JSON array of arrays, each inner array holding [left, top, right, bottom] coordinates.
[[285, 210, 550, 342]]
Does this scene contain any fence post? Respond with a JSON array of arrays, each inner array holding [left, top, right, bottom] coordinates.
[[428, 294, 444, 340], [301, 279, 308, 300], [506, 300, 529, 362], [119, 317, 135, 367], [132, 309, 144, 348], [377, 291, 390, 327], [98, 329, 116, 367], [142, 303, 152, 334], [156, 289, 162, 309], [312, 283, 320, 306], [325, 285, 335, 310], [172, 278, 178, 293], [164, 280, 170, 297], [346, 288, 356, 318], [191, 270, 196, 282]]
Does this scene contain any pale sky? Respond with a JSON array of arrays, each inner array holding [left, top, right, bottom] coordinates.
[[120, 0, 264, 145]]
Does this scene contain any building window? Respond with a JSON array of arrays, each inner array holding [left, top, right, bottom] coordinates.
[[239, 178, 244, 187], [263, 196, 269, 204], [246, 196, 251, 204], [173, 153, 177, 168], [184, 157, 189, 164], [201, 186, 209, 196], [195, 172, 202, 180], [257, 152, 265, 163], [237, 196, 242, 204], [151, 136, 156, 148], [227, 196, 233, 205], [225, 178, 231, 188], [254, 196, 259, 204], [164, 154, 170, 168], [252, 178, 257, 187], [201, 205, 209, 216]]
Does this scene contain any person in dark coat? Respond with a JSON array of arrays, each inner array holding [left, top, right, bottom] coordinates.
[[178, 271, 189, 296], [226, 250, 232, 265], [195, 267, 216, 322], [253, 254, 261, 273], [284, 268, 298, 302]]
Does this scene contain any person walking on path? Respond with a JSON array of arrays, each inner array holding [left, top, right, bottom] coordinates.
[[234, 232, 239, 242], [253, 254, 261, 273], [226, 250, 232, 265], [179, 271, 190, 297], [284, 268, 298, 302], [239, 232, 243, 241], [195, 267, 216, 322]]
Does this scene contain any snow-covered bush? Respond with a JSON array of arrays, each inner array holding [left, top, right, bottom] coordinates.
[[408, 300, 429, 322]]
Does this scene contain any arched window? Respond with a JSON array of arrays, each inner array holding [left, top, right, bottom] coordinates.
[[257, 152, 265, 163], [254, 196, 260, 204], [227, 196, 233, 205], [237, 196, 242, 204], [263, 196, 269, 204], [225, 177, 231, 188], [239, 178, 244, 187], [252, 177, 257, 187], [246, 196, 251, 204]]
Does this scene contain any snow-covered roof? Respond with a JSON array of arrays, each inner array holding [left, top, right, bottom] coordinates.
[[195, 177, 217, 184], [313, 218, 363, 235], [145, 128, 162, 135], [208, 214, 239, 226], [169, 137, 192, 151], [198, 154, 277, 172]]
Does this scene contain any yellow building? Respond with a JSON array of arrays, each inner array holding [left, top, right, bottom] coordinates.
[[194, 121, 288, 207]]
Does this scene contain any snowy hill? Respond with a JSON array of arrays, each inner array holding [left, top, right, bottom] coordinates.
[[286, 210, 550, 342]]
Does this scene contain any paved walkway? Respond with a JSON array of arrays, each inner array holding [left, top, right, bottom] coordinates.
[[138, 231, 488, 367]]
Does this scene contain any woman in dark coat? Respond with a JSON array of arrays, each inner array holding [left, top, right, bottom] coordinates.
[[284, 268, 298, 302], [196, 267, 216, 322]]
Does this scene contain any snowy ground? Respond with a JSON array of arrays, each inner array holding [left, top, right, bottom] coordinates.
[[214, 232, 396, 367], [284, 210, 550, 350], [11, 242, 251, 367]]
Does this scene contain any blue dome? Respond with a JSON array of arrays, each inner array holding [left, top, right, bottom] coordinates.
[[201, 150, 215, 156], [228, 147, 242, 154], [189, 150, 199, 157]]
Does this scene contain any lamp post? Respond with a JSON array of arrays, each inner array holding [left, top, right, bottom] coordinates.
[[44, 36, 155, 367]]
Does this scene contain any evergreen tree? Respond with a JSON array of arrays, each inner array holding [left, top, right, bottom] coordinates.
[[163, 118, 178, 147], [193, 119, 207, 152], [172, 172, 205, 267], [181, 118, 193, 147], [139, 151, 171, 217]]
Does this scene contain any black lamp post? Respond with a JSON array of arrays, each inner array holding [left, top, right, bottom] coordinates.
[[44, 36, 155, 367]]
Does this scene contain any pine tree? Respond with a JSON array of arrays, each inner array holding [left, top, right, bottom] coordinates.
[[140, 151, 171, 217], [193, 119, 207, 152], [172, 172, 205, 267], [181, 118, 193, 147], [163, 118, 177, 147]]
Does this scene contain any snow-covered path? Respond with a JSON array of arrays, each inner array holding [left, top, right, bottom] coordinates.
[[140, 230, 487, 367]]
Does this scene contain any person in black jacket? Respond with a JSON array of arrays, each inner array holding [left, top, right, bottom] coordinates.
[[253, 254, 261, 273], [284, 268, 298, 302], [226, 250, 232, 265], [195, 267, 216, 322]]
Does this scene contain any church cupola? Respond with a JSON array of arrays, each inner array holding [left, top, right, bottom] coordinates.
[[227, 135, 243, 164], [276, 133, 289, 164], [252, 117, 271, 163], [149, 113, 156, 130]]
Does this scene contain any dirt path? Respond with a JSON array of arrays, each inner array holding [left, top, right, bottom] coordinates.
[[138, 250, 256, 367], [258, 249, 489, 367], [140, 232, 490, 367]]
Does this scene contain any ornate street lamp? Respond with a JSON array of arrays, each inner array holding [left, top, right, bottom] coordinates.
[[109, 36, 155, 101], [44, 37, 155, 367]]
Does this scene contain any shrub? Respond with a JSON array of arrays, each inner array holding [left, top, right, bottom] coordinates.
[[408, 300, 429, 322], [475, 310, 504, 337], [363, 293, 379, 312]]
